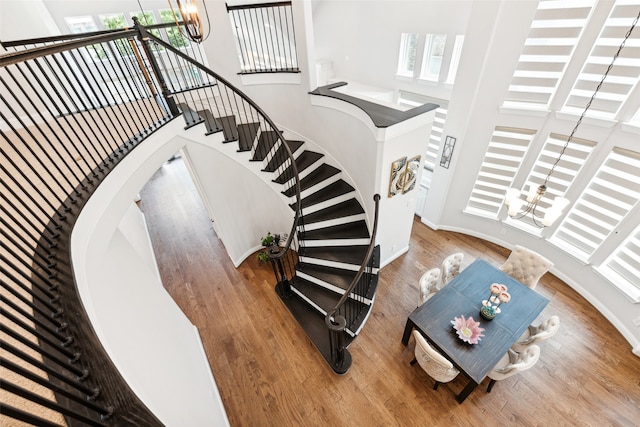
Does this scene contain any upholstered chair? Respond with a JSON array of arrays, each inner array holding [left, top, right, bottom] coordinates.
[[511, 315, 560, 352], [411, 330, 459, 390], [418, 268, 442, 306], [441, 252, 464, 286], [499, 245, 553, 289], [486, 345, 541, 392]]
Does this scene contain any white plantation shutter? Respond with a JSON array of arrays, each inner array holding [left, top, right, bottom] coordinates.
[[597, 224, 640, 301], [503, 0, 595, 109], [465, 127, 536, 218], [550, 148, 640, 260], [425, 107, 448, 171], [513, 133, 596, 227], [563, 1, 640, 118]]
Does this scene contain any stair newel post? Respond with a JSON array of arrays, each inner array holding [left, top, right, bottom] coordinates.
[[132, 17, 180, 116], [270, 244, 292, 297], [326, 315, 349, 374]]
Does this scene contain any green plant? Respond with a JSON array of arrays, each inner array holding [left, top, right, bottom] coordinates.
[[257, 232, 280, 263]]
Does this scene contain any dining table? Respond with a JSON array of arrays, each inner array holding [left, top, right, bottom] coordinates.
[[402, 258, 550, 403]]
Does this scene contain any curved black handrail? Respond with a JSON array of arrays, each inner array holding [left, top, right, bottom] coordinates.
[[324, 194, 380, 372], [138, 24, 303, 267], [1, 20, 304, 425]]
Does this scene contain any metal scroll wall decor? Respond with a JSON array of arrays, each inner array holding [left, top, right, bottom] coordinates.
[[440, 135, 456, 169], [388, 155, 422, 197]]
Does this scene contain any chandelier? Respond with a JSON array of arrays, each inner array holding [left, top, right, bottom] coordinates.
[[169, 0, 210, 43], [505, 10, 639, 228]]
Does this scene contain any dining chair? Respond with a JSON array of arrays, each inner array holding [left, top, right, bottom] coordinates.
[[418, 268, 441, 306], [499, 245, 553, 289], [441, 252, 464, 286], [486, 345, 541, 392], [410, 330, 459, 390], [511, 315, 560, 352]]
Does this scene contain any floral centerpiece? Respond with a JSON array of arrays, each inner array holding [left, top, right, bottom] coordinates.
[[451, 315, 485, 344], [480, 283, 511, 320]]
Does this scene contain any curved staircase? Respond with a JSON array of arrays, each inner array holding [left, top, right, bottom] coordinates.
[[178, 103, 380, 373]]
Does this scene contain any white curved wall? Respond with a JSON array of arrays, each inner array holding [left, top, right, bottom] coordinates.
[[71, 120, 230, 426]]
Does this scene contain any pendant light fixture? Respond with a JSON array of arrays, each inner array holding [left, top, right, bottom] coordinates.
[[505, 9, 639, 228], [168, 0, 211, 43]]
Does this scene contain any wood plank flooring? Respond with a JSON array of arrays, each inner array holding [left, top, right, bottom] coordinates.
[[138, 157, 640, 427]]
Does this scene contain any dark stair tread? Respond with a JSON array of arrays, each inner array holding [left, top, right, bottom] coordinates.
[[296, 263, 358, 291], [218, 115, 239, 142], [263, 140, 304, 172], [276, 288, 354, 373], [299, 245, 370, 265], [274, 151, 324, 184], [292, 179, 355, 210], [298, 220, 370, 240], [298, 245, 380, 300], [282, 164, 340, 197], [302, 199, 365, 225], [251, 130, 280, 161], [292, 277, 341, 312], [178, 103, 204, 129], [292, 277, 369, 326], [197, 109, 223, 135], [237, 122, 261, 152]]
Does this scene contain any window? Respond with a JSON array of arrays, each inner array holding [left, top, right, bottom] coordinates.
[[397, 33, 419, 77], [159, 9, 190, 49], [511, 133, 596, 230], [419, 34, 446, 81], [502, 0, 595, 110], [562, 1, 640, 119], [65, 15, 98, 33], [99, 14, 133, 56], [597, 224, 640, 302], [130, 11, 164, 51], [227, 2, 299, 73], [550, 148, 640, 260], [446, 35, 465, 84], [425, 106, 448, 172], [65, 16, 108, 60], [465, 127, 537, 218]]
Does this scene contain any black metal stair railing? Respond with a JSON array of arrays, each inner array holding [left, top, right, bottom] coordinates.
[[1, 18, 305, 425], [136, 23, 304, 295], [325, 194, 380, 374], [0, 23, 205, 426], [227, 1, 300, 74]]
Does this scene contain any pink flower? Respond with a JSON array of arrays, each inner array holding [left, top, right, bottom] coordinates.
[[499, 291, 511, 303], [489, 283, 501, 294], [499, 284, 508, 293], [451, 315, 485, 344]]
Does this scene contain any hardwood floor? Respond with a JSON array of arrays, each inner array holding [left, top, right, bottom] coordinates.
[[138, 157, 640, 427]]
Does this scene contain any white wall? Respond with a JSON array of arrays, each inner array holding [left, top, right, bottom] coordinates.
[[0, 0, 59, 41], [312, 0, 473, 101], [71, 120, 229, 426], [181, 134, 294, 267]]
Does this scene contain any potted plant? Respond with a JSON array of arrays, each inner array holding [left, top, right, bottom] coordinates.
[[257, 232, 280, 263]]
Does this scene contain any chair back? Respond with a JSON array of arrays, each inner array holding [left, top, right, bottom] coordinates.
[[512, 315, 560, 351], [418, 268, 441, 306], [499, 245, 553, 289], [441, 252, 464, 286], [412, 330, 459, 383], [490, 345, 541, 380]]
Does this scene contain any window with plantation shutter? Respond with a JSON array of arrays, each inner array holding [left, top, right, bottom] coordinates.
[[562, 1, 640, 118], [511, 133, 596, 228], [550, 147, 640, 260], [502, 0, 595, 110], [464, 127, 536, 218], [425, 106, 448, 171], [597, 224, 640, 301]]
